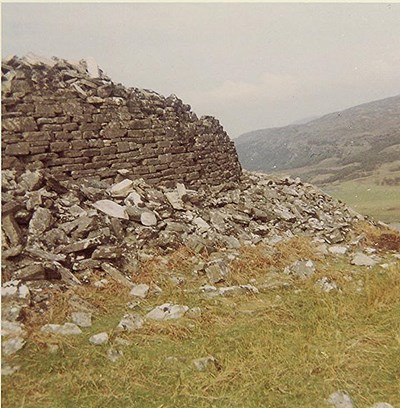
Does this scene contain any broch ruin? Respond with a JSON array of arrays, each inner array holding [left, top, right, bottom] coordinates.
[[2, 53, 241, 186], [2, 55, 367, 285], [2, 54, 399, 395]]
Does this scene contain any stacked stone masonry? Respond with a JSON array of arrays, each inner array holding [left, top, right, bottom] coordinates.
[[2, 54, 242, 187]]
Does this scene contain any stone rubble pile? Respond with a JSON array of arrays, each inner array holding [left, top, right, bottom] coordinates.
[[1, 53, 241, 186], [2, 168, 366, 290]]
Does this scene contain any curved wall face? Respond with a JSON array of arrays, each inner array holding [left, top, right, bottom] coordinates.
[[1, 56, 242, 187]]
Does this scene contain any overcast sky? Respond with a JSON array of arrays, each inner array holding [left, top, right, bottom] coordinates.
[[2, 3, 400, 137]]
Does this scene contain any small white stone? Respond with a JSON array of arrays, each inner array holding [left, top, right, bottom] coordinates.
[[125, 191, 143, 206], [192, 356, 218, 372], [1, 363, 20, 376], [41, 323, 82, 336], [89, 332, 109, 345], [114, 337, 132, 346], [165, 356, 179, 364], [48, 344, 59, 354], [1, 320, 25, 337], [94, 279, 109, 288], [109, 179, 133, 198], [129, 284, 150, 299], [315, 277, 339, 293], [351, 252, 376, 267], [329, 245, 348, 255], [2, 337, 26, 356], [107, 348, 123, 362], [327, 391, 354, 408], [59, 323, 82, 336], [1, 286, 18, 297], [140, 211, 157, 226], [116, 314, 144, 332], [18, 284, 30, 299], [146, 303, 189, 321], [71, 311, 92, 328], [193, 217, 211, 232]]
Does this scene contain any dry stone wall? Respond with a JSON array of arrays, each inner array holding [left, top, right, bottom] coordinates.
[[1, 54, 241, 187]]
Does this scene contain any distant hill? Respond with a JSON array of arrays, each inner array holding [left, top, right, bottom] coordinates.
[[235, 95, 400, 185]]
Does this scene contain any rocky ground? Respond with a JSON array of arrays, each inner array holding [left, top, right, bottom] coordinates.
[[2, 169, 400, 406]]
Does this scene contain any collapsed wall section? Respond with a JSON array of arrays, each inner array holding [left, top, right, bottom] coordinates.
[[1, 55, 242, 187]]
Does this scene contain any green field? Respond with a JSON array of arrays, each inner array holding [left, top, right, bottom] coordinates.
[[324, 180, 400, 225]]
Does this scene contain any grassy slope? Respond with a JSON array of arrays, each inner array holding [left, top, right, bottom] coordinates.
[[3, 237, 400, 408]]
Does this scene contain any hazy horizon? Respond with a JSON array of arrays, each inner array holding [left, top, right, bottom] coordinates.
[[3, 3, 400, 138]]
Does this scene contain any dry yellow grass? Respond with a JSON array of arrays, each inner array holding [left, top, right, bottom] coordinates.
[[3, 240, 400, 408], [354, 221, 400, 251]]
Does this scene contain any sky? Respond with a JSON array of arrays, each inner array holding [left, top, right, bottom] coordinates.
[[2, 2, 400, 138]]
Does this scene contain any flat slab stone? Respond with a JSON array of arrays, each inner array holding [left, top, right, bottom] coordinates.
[[101, 263, 133, 288], [109, 179, 133, 198], [351, 252, 376, 267], [140, 211, 157, 226], [84, 56, 100, 78], [284, 260, 315, 279], [327, 391, 354, 408], [71, 311, 92, 328], [329, 245, 348, 255], [2, 336, 26, 356], [28, 207, 53, 235], [165, 191, 184, 210], [89, 332, 109, 345], [1, 320, 25, 337], [193, 217, 211, 232], [41, 323, 82, 336], [129, 284, 150, 299], [116, 313, 144, 332], [146, 303, 189, 321], [93, 200, 128, 220]]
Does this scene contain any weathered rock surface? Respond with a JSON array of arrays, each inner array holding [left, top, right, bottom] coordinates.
[[71, 311, 92, 328], [351, 252, 377, 267], [89, 332, 109, 345], [146, 303, 189, 321], [129, 284, 150, 299], [41, 323, 82, 336], [284, 260, 315, 279], [116, 313, 144, 332], [327, 391, 354, 408]]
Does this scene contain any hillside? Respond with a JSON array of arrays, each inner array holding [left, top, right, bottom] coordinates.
[[2, 57, 400, 407], [235, 95, 400, 186]]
